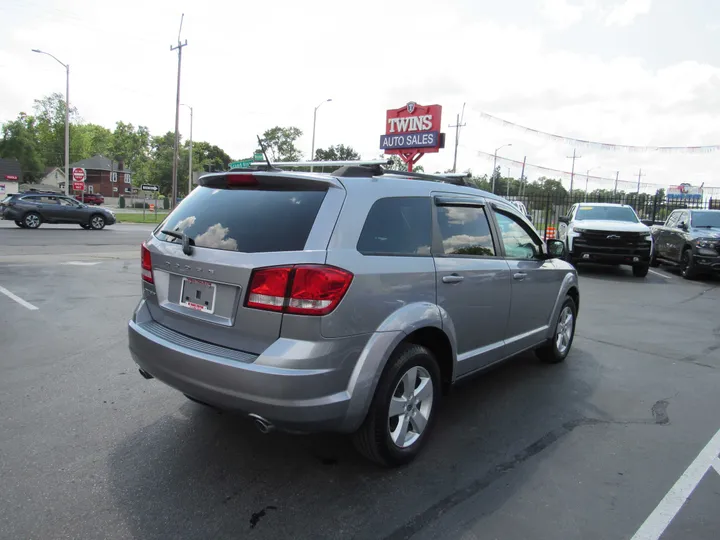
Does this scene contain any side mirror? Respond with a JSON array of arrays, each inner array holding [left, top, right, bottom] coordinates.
[[546, 239, 566, 259], [558, 216, 570, 224], [678, 221, 687, 230]]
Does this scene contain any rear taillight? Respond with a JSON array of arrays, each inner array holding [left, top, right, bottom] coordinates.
[[246, 265, 353, 316], [141, 243, 154, 284], [226, 173, 258, 187]]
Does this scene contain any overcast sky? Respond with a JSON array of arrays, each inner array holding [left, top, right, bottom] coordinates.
[[2, 0, 720, 193]]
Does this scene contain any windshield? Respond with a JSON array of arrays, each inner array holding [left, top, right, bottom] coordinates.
[[575, 205, 639, 223], [691, 211, 720, 228]]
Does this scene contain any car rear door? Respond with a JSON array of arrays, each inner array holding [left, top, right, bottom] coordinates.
[[142, 172, 345, 355], [489, 202, 563, 355], [432, 195, 512, 376]]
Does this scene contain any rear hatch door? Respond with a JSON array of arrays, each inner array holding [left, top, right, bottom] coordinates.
[[144, 172, 345, 354]]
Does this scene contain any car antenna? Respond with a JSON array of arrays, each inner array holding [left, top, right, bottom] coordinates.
[[256, 135, 281, 171]]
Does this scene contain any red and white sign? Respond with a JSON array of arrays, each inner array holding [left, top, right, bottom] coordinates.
[[4, 175, 19, 181], [72, 181, 85, 191], [380, 102, 444, 171], [72, 167, 86, 182]]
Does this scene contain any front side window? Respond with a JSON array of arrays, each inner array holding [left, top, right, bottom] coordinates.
[[665, 212, 680, 228], [494, 211, 541, 259], [436, 205, 495, 256], [357, 197, 431, 256], [58, 197, 80, 207]]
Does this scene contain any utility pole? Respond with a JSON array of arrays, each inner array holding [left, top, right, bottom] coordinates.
[[310, 98, 332, 172], [506, 167, 511, 197], [636, 168, 645, 195], [567, 149, 581, 197], [519, 156, 527, 197], [492, 143, 512, 194], [613, 171, 620, 197], [449, 103, 466, 173], [170, 13, 188, 209]]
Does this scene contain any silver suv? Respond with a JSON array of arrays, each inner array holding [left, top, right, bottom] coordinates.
[[128, 163, 579, 466]]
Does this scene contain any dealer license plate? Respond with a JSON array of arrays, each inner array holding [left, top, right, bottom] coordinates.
[[180, 278, 217, 314]]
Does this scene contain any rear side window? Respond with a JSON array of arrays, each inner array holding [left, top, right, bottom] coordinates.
[[357, 197, 431, 256], [437, 206, 496, 256], [156, 186, 327, 253]]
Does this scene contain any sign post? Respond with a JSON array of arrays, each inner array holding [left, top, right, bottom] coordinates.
[[72, 168, 87, 202], [380, 102, 445, 171]]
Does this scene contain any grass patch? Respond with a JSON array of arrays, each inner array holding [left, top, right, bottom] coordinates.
[[115, 212, 169, 223]]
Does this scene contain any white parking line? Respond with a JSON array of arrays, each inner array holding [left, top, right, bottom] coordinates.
[[631, 427, 720, 540], [0, 285, 39, 311], [62, 261, 102, 266], [648, 269, 672, 279]]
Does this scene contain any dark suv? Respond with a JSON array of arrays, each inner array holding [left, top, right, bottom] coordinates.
[[650, 209, 720, 278], [1, 192, 116, 229]]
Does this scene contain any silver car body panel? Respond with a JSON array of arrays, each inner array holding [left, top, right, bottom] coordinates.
[[128, 171, 579, 432]]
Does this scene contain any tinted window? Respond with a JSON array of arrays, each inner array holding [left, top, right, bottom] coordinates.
[[437, 206, 495, 256], [677, 212, 689, 226], [357, 197, 431, 256], [495, 211, 541, 259], [665, 212, 680, 228], [575, 205, 639, 223], [156, 186, 327, 253]]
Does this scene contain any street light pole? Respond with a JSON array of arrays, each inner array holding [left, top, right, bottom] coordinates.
[[585, 167, 600, 202], [32, 49, 70, 196], [310, 98, 332, 172], [181, 104, 193, 195], [491, 143, 512, 194]]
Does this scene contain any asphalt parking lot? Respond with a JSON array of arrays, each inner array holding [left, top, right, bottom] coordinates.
[[1, 221, 719, 540]]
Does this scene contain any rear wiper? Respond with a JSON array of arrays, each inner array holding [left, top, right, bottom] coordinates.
[[161, 229, 195, 255], [161, 229, 184, 241]]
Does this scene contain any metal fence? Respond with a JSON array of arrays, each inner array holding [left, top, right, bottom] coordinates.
[[505, 193, 719, 240]]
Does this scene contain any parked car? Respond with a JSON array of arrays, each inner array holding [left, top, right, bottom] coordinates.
[[74, 193, 104, 205], [0, 191, 116, 229], [650, 209, 720, 279], [559, 203, 652, 277], [128, 164, 579, 466]]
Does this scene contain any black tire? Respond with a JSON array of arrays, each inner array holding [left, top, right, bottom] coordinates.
[[680, 248, 698, 280], [536, 296, 577, 364], [352, 343, 441, 467], [89, 214, 106, 230], [23, 212, 42, 229], [633, 264, 649, 278], [14, 221, 25, 228]]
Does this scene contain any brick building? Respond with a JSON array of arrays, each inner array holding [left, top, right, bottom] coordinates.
[[68, 155, 132, 197]]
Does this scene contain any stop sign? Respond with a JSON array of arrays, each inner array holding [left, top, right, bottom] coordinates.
[[72, 167, 86, 182]]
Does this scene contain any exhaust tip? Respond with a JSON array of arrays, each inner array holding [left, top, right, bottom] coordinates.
[[248, 413, 274, 434], [138, 368, 154, 380]]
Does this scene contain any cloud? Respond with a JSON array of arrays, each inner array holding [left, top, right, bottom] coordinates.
[[194, 224, 238, 251], [605, 0, 652, 26], [539, 0, 595, 28]]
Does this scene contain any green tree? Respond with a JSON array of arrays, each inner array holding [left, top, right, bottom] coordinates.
[[33, 93, 81, 168], [0, 113, 44, 181], [260, 126, 303, 162], [314, 144, 360, 161], [384, 155, 424, 173]]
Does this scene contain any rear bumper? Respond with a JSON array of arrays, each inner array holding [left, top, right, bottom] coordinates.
[[0, 208, 21, 220], [127, 300, 387, 433]]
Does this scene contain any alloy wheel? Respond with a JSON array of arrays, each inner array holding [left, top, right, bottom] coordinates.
[[388, 366, 434, 448]]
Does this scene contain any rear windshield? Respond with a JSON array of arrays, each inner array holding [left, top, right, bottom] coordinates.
[[575, 205, 638, 223], [156, 186, 327, 253]]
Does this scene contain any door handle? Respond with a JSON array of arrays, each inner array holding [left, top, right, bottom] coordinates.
[[513, 272, 527, 281], [442, 274, 464, 284]]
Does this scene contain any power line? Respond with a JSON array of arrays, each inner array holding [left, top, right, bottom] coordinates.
[[475, 111, 720, 153]]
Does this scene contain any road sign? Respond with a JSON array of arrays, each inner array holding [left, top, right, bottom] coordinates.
[[72, 167, 86, 182], [253, 152, 264, 161], [72, 181, 85, 191], [229, 159, 253, 169], [141, 184, 159, 192]]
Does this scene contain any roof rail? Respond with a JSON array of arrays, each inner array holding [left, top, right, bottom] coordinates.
[[381, 170, 472, 186], [249, 159, 392, 169]]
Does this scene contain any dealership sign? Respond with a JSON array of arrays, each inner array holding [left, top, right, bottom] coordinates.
[[668, 183, 703, 201], [380, 102, 444, 171]]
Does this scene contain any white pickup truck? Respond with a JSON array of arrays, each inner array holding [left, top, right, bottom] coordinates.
[[558, 203, 653, 277]]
